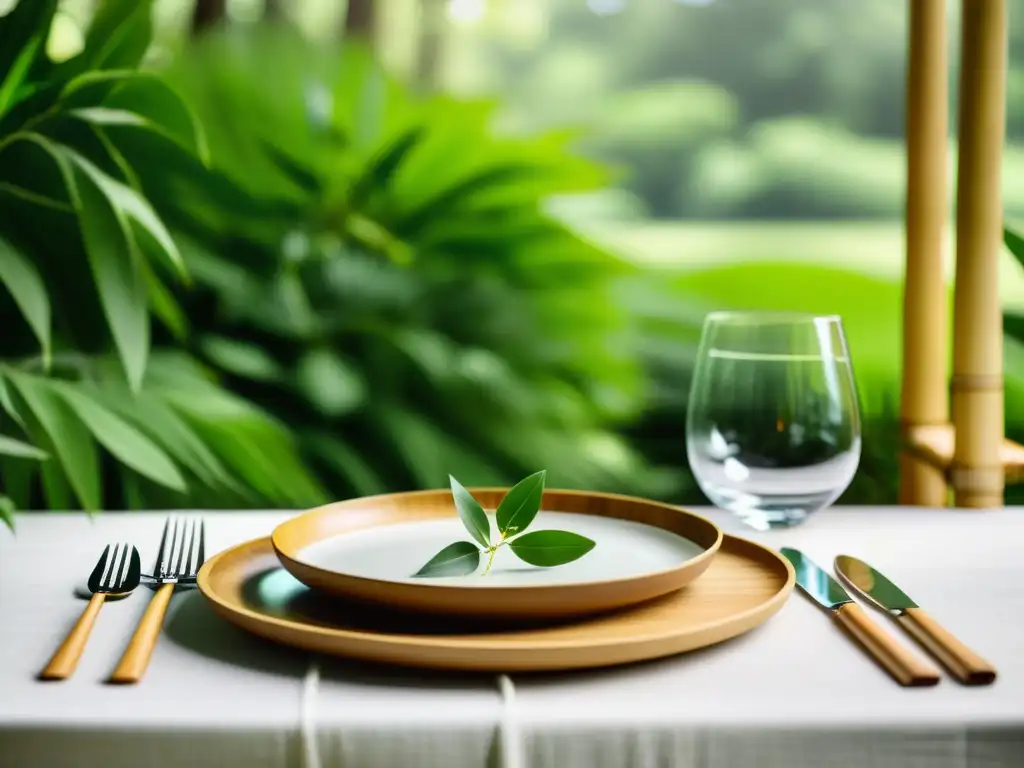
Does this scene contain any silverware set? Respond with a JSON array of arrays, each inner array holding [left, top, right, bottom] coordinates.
[[39, 516, 205, 684], [782, 548, 996, 687]]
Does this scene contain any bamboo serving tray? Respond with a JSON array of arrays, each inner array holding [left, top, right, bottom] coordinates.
[[196, 532, 795, 672], [271, 489, 724, 620]]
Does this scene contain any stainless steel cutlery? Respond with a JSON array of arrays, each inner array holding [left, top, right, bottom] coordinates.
[[40, 543, 141, 681], [109, 517, 205, 684], [781, 547, 941, 687], [834, 554, 996, 685]]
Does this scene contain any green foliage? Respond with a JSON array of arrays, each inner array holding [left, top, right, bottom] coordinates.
[[0, 1, 323, 525], [414, 470, 594, 577], [148, 26, 665, 501]]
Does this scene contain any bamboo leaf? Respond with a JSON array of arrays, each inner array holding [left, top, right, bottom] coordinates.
[[202, 336, 282, 383], [294, 348, 364, 416], [0, 433, 48, 460], [40, 458, 72, 510], [0, 494, 14, 531], [69, 155, 149, 392], [0, 236, 51, 367], [67, 0, 152, 74], [0, 0, 57, 119], [495, 469, 546, 537], [1005, 226, 1024, 272], [413, 541, 480, 578], [507, 530, 595, 567], [54, 384, 186, 492], [449, 474, 491, 548], [143, 261, 187, 339], [349, 126, 424, 206], [6, 373, 100, 510], [68, 150, 187, 279]]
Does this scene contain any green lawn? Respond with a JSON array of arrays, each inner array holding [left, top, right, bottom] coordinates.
[[587, 220, 1024, 417], [590, 220, 1024, 308]]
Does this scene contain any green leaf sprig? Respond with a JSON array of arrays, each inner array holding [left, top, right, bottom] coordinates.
[[413, 470, 596, 578]]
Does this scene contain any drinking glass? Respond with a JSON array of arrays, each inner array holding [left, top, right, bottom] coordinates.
[[686, 312, 861, 530]]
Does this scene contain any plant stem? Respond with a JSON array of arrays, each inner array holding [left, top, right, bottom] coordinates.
[[481, 545, 499, 576]]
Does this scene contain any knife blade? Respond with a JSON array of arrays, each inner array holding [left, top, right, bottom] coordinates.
[[780, 548, 939, 687], [835, 555, 996, 686]]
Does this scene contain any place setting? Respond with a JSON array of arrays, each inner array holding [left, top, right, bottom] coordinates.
[[31, 311, 999, 689]]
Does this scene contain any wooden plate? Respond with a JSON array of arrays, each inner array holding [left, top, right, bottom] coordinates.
[[270, 490, 723, 620], [196, 533, 794, 672]]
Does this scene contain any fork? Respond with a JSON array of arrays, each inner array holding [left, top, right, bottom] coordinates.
[[108, 517, 205, 684], [40, 543, 141, 680]]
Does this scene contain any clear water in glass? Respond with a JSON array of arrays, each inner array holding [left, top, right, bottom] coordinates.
[[686, 312, 861, 530]]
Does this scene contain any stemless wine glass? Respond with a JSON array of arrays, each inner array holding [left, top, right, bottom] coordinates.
[[686, 312, 861, 530]]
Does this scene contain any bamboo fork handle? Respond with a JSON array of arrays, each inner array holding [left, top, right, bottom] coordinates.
[[898, 607, 997, 685], [109, 583, 174, 684], [834, 602, 940, 687], [39, 593, 106, 680]]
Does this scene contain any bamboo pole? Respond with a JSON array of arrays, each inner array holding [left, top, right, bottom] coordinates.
[[951, 0, 1008, 508], [900, 0, 950, 506]]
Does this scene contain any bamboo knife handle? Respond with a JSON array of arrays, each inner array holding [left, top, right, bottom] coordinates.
[[897, 607, 996, 685], [109, 583, 174, 684], [39, 593, 106, 680], [834, 602, 940, 687]]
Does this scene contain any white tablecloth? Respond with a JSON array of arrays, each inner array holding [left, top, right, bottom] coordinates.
[[1, 507, 1022, 768]]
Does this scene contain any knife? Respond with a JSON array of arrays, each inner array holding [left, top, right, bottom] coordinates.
[[780, 548, 939, 687], [834, 554, 996, 686]]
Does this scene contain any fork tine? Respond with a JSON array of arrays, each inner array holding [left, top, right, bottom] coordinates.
[[154, 517, 172, 579], [184, 519, 197, 577], [167, 518, 183, 576], [89, 545, 111, 588], [101, 543, 118, 587], [197, 519, 205, 572], [173, 519, 189, 576], [106, 543, 129, 590]]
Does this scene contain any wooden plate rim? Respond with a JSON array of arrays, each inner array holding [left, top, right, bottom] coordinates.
[[197, 532, 795, 653], [269, 488, 725, 602]]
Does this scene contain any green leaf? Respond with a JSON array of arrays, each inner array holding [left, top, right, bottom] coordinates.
[[495, 469, 546, 537], [117, 397, 236, 493], [71, 150, 187, 279], [349, 126, 424, 206], [0, 375, 21, 428], [294, 349, 365, 416], [6, 372, 100, 510], [508, 530, 596, 568], [202, 336, 282, 383], [1004, 311, 1024, 344], [69, 155, 149, 391], [0, 0, 57, 119], [0, 236, 50, 366], [260, 140, 320, 192], [449, 474, 491, 548], [0, 494, 14, 531], [68, 0, 153, 74], [413, 541, 480, 577], [0, 433, 48, 460], [303, 432, 385, 498], [40, 459, 72, 510], [103, 76, 209, 164], [143, 262, 187, 339], [54, 384, 186, 492], [1005, 226, 1024, 272]]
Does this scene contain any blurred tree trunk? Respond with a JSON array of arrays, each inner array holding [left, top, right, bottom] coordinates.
[[416, 0, 446, 90], [192, 0, 226, 35], [344, 0, 375, 39]]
